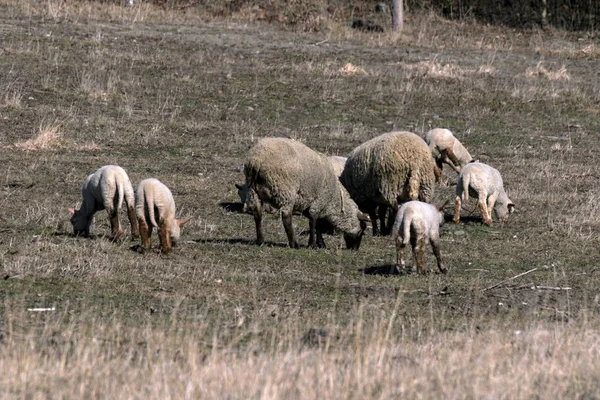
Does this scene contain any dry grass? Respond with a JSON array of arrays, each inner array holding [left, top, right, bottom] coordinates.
[[14, 119, 64, 150]]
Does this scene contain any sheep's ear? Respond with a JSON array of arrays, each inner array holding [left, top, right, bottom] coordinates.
[[235, 183, 244, 190], [508, 203, 515, 214], [357, 211, 371, 223], [177, 217, 191, 227], [435, 200, 449, 211], [68, 208, 76, 216]]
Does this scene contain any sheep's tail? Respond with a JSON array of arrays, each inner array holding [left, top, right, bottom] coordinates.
[[146, 190, 158, 228], [116, 181, 125, 212], [402, 215, 412, 246]]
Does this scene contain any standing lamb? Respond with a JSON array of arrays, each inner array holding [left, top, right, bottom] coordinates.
[[244, 138, 369, 249], [392, 200, 448, 275], [341, 131, 436, 236], [69, 165, 138, 240], [135, 178, 190, 254], [425, 128, 473, 183], [453, 162, 515, 226]]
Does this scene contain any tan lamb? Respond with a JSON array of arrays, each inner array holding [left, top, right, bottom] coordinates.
[[69, 165, 138, 240], [135, 178, 190, 254], [453, 162, 515, 226], [425, 128, 473, 183], [392, 200, 448, 275]]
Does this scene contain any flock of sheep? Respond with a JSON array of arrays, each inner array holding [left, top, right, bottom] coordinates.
[[69, 128, 514, 274]]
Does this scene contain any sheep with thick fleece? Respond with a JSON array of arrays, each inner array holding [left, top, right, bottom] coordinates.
[[244, 138, 369, 249], [392, 200, 447, 274], [453, 162, 515, 226], [135, 178, 190, 254], [341, 131, 436, 236], [69, 165, 138, 239], [425, 128, 473, 182]]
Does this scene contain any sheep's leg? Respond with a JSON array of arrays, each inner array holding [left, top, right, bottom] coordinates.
[[138, 217, 152, 252], [395, 236, 406, 271], [445, 148, 462, 173], [487, 194, 498, 223], [281, 210, 298, 249], [369, 209, 380, 236], [431, 237, 447, 274], [158, 219, 172, 254], [378, 206, 388, 236], [252, 205, 264, 245], [308, 217, 317, 248], [453, 196, 462, 224], [127, 205, 139, 240], [384, 207, 398, 236], [433, 159, 444, 184], [478, 196, 492, 225], [413, 237, 428, 275], [107, 207, 124, 240], [316, 227, 326, 249]]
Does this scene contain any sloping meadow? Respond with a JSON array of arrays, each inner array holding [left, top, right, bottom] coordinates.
[[0, 1, 599, 398]]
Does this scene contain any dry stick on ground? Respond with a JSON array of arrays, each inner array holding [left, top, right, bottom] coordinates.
[[482, 267, 540, 292], [513, 285, 572, 291]]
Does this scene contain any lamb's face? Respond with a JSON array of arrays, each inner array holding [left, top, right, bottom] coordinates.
[[170, 219, 182, 245], [493, 200, 515, 221], [437, 209, 445, 227], [69, 209, 91, 236], [343, 220, 368, 250]]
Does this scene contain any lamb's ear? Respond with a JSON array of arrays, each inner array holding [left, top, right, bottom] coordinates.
[[436, 199, 449, 211], [508, 203, 515, 214], [68, 208, 76, 216], [177, 217, 191, 227], [357, 211, 371, 223], [235, 183, 244, 190]]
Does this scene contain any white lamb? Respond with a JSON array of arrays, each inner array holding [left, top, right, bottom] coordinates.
[[69, 165, 138, 240], [425, 128, 473, 183], [392, 201, 447, 275], [453, 162, 515, 226], [135, 178, 190, 254]]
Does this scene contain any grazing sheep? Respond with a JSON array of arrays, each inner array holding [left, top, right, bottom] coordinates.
[[235, 155, 348, 208], [425, 128, 473, 183], [341, 131, 436, 236], [68, 165, 138, 240], [453, 162, 515, 226], [392, 201, 447, 275], [244, 138, 369, 249], [135, 178, 190, 254]]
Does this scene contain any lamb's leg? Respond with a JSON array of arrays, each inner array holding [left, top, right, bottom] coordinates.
[[395, 235, 406, 271], [281, 210, 298, 249], [107, 207, 123, 240], [486, 194, 498, 223], [431, 237, 447, 274], [158, 219, 172, 254], [453, 196, 462, 224], [138, 217, 152, 252], [308, 217, 317, 249], [413, 236, 428, 275], [434, 159, 443, 184], [127, 205, 139, 240], [478, 196, 492, 226], [384, 207, 398, 236], [445, 148, 462, 173]]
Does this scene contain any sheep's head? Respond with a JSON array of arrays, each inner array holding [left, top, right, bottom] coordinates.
[[68, 208, 91, 236], [170, 217, 191, 245], [493, 198, 515, 221], [435, 200, 449, 226], [344, 211, 370, 250]]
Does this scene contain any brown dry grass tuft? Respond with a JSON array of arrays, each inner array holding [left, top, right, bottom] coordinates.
[[15, 120, 63, 150], [523, 62, 570, 81]]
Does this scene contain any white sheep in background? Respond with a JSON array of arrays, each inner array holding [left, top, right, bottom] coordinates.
[[135, 178, 190, 254], [453, 162, 515, 226], [392, 200, 448, 274], [69, 165, 138, 240], [244, 138, 369, 249], [425, 128, 473, 183], [341, 131, 436, 236]]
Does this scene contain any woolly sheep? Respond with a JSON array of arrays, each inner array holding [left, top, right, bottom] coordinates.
[[243, 138, 369, 249], [425, 128, 473, 182], [135, 178, 190, 254], [392, 200, 447, 275], [68, 165, 138, 240], [235, 155, 348, 209], [341, 131, 436, 236], [453, 162, 515, 226]]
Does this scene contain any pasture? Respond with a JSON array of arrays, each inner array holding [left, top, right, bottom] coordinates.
[[0, 1, 599, 397]]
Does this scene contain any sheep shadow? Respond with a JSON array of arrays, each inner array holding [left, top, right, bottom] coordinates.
[[218, 201, 246, 214], [362, 264, 403, 276], [193, 237, 291, 249], [444, 214, 484, 224]]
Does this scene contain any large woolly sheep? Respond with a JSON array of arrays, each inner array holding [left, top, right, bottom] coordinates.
[[68, 165, 138, 240], [244, 138, 369, 249], [341, 131, 436, 236], [425, 128, 473, 182], [135, 178, 190, 254], [392, 200, 447, 275], [453, 162, 515, 226]]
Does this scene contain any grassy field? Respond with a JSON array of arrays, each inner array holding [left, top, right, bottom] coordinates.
[[0, 1, 599, 398]]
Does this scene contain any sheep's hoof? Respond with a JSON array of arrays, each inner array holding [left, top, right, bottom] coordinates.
[[438, 267, 449, 274]]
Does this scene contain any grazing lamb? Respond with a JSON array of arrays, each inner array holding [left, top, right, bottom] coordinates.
[[135, 178, 190, 254], [453, 162, 515, 226], [244, 138, 369, 249], [392, 200, 448, 275], [68, 165, 138, 240], [341, 131, 436, 236], [425, 128, 473, 183]]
